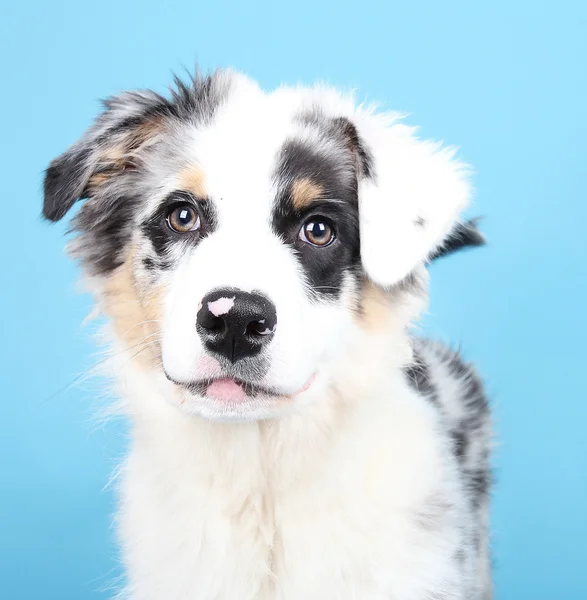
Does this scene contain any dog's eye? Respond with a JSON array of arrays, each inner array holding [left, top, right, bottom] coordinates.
[[167, 204, 200, 233], [299, 219, 335, 247]]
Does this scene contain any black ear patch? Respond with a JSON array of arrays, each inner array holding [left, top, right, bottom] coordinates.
[[429, 219, 486, 262], [43, 146, 93, 222], [296, 110, 375, 182], [332, 117, 375, 180]]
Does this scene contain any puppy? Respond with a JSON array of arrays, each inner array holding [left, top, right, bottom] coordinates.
[[44, 69, 491, 600]]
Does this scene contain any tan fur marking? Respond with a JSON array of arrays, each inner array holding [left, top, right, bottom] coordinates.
[[177, 165, 208, 198], [291, 178, 324, 210], [356, 280, 391, 332], [87, 117, 164, 192], [102, 248, 165, 368], [125, 116, 163, 151], [86, 172, 113, 191]]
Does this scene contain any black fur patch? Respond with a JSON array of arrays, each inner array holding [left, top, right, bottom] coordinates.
[[296, 111, 375, 180], [142, 257, 156, 270], [43, 147, 92, 221], [451, 429, 468, 462], [331, 116, 375, 180], [404, 348, 439, 402], [466, 467, 492, 508], [72, 191, 142, 275], [429, 219, 485, 261], [271, 139, 361, 299], [444, 350, 490, 444], [141, 191, 218, 266]]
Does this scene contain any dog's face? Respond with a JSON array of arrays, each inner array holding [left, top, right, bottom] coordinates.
[[44, 70, 470, 420]]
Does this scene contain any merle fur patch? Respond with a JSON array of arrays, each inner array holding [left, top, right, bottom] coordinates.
[[407, 339, 491, 511], [43, 71, 232, 275]]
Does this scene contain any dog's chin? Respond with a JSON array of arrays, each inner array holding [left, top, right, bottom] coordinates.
[[163, 373, 318, 422]]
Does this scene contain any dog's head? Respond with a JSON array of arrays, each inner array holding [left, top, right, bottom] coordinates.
[[44, 69, 474, 420]]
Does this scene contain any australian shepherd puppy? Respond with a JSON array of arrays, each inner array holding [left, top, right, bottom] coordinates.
[[44, 69, 492, 600]]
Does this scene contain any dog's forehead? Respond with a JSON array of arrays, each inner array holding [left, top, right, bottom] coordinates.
[[165, 83, 348, 221], [195, 95, 294, 210]]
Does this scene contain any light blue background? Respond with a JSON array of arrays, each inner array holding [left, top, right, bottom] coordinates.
[[1, 1, 586, 598]]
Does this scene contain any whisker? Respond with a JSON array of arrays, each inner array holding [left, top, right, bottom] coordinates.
[[118, 319, 162, 338], [42, 335, 162, 404], [115, 341, 161, 374]]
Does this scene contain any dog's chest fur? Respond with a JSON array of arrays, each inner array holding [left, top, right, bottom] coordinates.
[[116, 350, 479, 600]]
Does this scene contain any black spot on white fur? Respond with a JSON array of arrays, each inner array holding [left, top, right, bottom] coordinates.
[[404, 347, 439, 403]]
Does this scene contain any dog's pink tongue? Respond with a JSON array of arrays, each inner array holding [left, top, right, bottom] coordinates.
[[206, 379, 247, 402]]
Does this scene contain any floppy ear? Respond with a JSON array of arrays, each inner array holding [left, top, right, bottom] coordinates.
[[43, 141, 96, 221], [347, 113, 472, 288], [428, 218, 485, 262], [42, 90, 168, 222]]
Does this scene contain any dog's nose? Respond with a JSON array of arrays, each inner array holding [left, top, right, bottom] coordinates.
[[196, 288, 277, 363]]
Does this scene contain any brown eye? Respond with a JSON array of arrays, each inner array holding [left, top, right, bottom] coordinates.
[[299, 219, 335, 247], [167, 204, 200, 233]]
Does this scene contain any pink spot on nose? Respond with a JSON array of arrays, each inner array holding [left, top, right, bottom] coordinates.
[[207, 296, 235, 317], [206, 379, 247, 402]]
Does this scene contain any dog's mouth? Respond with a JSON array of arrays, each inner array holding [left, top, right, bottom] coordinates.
[[187, 377, 281, 402], [165, 372, 316, 403]]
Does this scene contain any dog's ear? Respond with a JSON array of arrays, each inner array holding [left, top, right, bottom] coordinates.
[[43, 141, 94, 221], [338, 114, 472, 287], [42, 91, 167, 222], [428, 218, 485, 262]]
